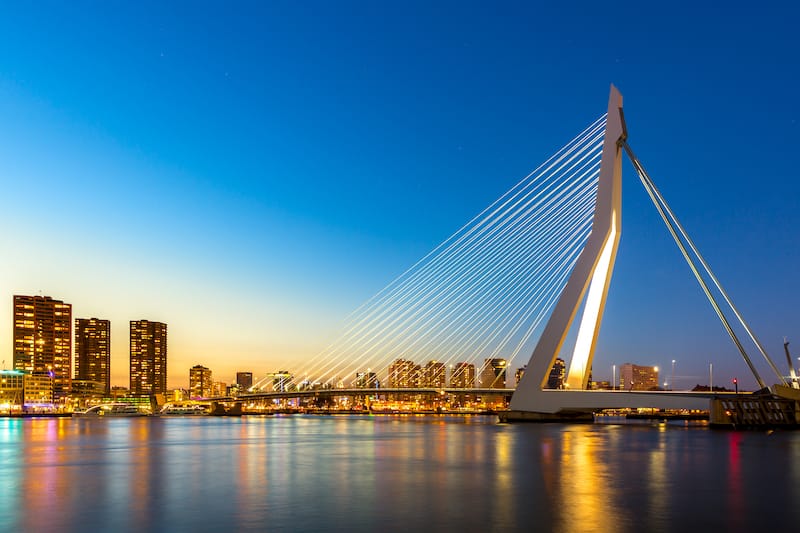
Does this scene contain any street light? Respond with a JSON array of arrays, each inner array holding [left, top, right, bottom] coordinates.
[[47, 364, 55, 409], [671, 360, 676, 391], [612, 364, 617, 390], [709, 363, 713, 393]]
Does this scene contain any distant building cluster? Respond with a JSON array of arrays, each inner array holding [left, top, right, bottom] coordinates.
[[1, 294, 670, 414]]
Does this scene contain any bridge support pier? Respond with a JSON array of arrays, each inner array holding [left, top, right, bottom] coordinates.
[[500, 410, 593, 423]]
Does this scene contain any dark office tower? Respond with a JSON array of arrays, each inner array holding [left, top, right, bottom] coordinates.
[[236, 372, 253, 390], [480, 358, 507, 389], [547, 358, 566, 389], [130, 320, 167, 396], [75, 318, 111, 394], [13, 295, 72, 400]]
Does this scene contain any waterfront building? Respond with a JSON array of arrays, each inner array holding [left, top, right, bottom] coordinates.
[[355, 371, 380, 388], [189, 364, 213, 398], [13, 295, 72, 400], [71, 379, 106, 398], [450, 362, 475, 388], [619, 363, 659, 391], [24, 373, 54, 408], [421, 360, 446, 388], [547, 358, 566, 389], [74, 318, 111, 393], [129, 320, 168, 396], [236, 371, 253, 390], [388, 359, 420, 388], [0, 369, 25, 411], [480, 358, 507, 389], [212, 381, 226, 397]]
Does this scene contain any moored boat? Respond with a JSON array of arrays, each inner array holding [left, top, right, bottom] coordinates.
[[159, 403, 208, 416], [73, 403, 150, 417]]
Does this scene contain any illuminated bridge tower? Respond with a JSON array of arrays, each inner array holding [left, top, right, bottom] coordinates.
[[509, 87, 625, 417], [507, 86, 720, 418]]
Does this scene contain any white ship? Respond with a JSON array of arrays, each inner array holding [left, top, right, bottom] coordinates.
[[159, 403, 208, 416], [72, 403, 149, 417]]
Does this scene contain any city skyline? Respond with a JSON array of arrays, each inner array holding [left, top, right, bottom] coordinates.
[[2, 3, 799, 390]]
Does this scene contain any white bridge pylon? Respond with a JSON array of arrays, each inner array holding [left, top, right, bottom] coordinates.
[[510, 86, 710, 417]]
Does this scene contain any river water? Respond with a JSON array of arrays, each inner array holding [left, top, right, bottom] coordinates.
[[1, 415, 798, 532]]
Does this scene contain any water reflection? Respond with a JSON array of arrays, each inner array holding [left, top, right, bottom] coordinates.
[[0, 416, 798, 532]]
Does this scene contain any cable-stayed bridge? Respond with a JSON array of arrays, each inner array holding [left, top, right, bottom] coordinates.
[[244, 86, 799, 425]]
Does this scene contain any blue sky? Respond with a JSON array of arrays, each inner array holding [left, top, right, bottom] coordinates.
[[1, 1, 798, 389]]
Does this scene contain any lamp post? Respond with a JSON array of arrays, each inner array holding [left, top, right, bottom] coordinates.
[[709, 363, 713, 393], [47, 364, 55, 410], [671, 359, 676, 391], [612, 364, 616, 391]]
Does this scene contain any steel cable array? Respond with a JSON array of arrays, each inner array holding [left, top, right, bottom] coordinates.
[[258, 115, 608, 390]]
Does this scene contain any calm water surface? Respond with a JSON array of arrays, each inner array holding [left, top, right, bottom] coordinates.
[[1, 415, 799, 532]]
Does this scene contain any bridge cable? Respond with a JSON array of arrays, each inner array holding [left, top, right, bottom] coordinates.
[[622, 141, 777, 389], [288, 120, 604, 388], [294, 122, 605, 381]]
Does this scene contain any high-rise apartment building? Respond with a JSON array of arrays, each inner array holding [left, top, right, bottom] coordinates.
[[450, 362, 476, 388], [619, 363, 659, 391], [388, 358, 420, 388], [190, 365, 212, 398], [75, 318, 111, 393], [480, 358, 507, 389], [130, 320, 167, 396], [13, 295, 72, 400], [421, 360, 446, 388]]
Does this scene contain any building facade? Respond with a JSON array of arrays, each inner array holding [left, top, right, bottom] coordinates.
[[547, 358, 566, 389], [480, 358, 507, 389], [450, 362, 476, 388], [236, 372, 253, 390], [0, 369, 25, 411], [421, 360, 446, 388], [388, 359, 420, 388], [13, 295, 72, 400], [130, 320, 167, 396], [619, 363, 659, 391], [75, 318, 111, 393], [189, 364, 212, 398]]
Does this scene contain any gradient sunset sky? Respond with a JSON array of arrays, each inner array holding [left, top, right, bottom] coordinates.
[[1, 1, 798, 389]]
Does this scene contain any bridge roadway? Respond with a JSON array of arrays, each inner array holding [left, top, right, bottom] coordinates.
[[206, 387, 744, 405], [208, 387, 514, 403]]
